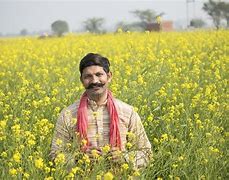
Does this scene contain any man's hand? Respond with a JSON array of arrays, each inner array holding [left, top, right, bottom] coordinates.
[[109, 147, 125, 163], [85, 146, 102, 161]]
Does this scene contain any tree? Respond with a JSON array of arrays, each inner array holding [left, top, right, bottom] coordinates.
[[190, 18, 205, 28], [20, 29, 28, 36], [83, 17, 105, 33], [218, 1, 229, 27], [203, 0, 229, 29], [130, 9, 164, 31], [51, 20, 69, 37], [116, 21, 130, 32]]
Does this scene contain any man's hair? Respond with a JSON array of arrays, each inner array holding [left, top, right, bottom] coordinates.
[[79, 53, 110, 75]]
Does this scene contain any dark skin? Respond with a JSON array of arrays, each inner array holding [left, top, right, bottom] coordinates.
[[85, 146, 124, 163]]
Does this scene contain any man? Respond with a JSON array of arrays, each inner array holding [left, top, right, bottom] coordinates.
[[50, 53, 152, 169]]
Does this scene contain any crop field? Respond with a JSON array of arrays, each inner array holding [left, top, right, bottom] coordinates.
[[0, 30, 228, 179]]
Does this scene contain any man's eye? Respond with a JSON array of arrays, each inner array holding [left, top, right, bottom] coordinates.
[[84, 75, 91, 79], [96, 73, 103, 77]]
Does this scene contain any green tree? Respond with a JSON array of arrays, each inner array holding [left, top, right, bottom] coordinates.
[[51, 20, 69, 37], [218, 1, 229, 27], [20, 29, 28, 36], [130, 9, 164, 31], [203, 0, 229, 29], [116, 22, 130, 32], [83, 17, 105, 33], [190, 18, 205, 28]]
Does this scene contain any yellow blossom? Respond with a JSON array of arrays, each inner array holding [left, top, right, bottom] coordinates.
[[91, 149, 100, 158], [133, 170, 140, 176], [13, 151, 21, 163], [1, 151, 7, 158], [160, 134, 169, 142], [56, 138, 63, 146], [34, 157, 44, 169], [102, 145, 110, 154], [121, 163, 129, 171], [104, 172, 114, 180], [9, 168, 17, 176], [54, 153, 65, 164], [96, 175, 102, 180]]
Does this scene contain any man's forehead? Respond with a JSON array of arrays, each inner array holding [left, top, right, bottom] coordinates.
[[82, 65, 105, 74]]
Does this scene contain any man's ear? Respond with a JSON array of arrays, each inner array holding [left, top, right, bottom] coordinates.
[[80, 76, 83, 83], [107, 72, 112, 83]]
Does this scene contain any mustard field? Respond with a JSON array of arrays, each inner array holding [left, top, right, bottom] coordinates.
[[0, 30, 228, 179]]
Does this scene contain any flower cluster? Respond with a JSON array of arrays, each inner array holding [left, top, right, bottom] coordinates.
[[0, 30, 228, 179]]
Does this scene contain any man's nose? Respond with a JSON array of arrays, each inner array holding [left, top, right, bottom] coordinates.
[[91, 75, 99, 83]]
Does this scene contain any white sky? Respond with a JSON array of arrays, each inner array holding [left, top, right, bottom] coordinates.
[[0, 0, 212, 34]]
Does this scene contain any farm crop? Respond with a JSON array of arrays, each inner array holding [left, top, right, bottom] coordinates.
[[0, 30, 228, 179]]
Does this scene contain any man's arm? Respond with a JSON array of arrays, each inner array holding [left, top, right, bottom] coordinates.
[[50, 110, 76, 169], [127, 109, 152, 168]]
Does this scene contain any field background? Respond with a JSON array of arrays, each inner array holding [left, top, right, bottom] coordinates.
[[0, 30, 228, 179]]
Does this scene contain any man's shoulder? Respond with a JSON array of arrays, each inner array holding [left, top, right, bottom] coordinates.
[[61, 100, 80, 115], [114, 98, 134, 115]]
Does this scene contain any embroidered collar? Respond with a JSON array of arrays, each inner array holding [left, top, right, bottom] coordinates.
[[88, 98, 107, 111]]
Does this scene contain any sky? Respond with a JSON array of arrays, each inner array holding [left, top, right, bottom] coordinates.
[[0, 0, 211, 35]]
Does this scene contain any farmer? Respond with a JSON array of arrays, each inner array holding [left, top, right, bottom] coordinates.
[[50, 53, 152, 169]]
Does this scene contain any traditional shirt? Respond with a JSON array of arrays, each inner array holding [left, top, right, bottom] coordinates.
[[50, 98, 152, 168]]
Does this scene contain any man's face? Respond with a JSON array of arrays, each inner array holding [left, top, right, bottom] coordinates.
[[80, 65, 112, 98]]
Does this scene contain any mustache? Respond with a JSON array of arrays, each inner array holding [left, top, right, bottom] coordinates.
[[86, 83, 105, 89]]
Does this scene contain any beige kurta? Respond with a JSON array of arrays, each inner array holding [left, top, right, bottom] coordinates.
[[50, 97, 152, 168]]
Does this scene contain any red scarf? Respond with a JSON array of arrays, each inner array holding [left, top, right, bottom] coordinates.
[[76, 90, 121, 149]]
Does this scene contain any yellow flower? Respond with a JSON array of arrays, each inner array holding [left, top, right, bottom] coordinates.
[[137, 75, 144, 85], [104, 172, 114, 180], [178, 156, 184, 161], [126, 142, 133, 149], [156, 16, 161, 24], [11, 124, 21, 135], [83, 154, 90, 164], [71, 166, 80, 174], [49, 161, 53, 166], [91, 149, 99, 158], [96, 175, 102, 180], [121, 163, 129, 171], [160, 134, 168, 142], [133, 107, 138, 112], [34, 157, 44, 169], [54, 153, 65, 164], [81, 139, 87, 146], [23, 172, 30, 179], [28, 139, 36, 146], [56, 138, 63, 146], [0, 120, 7, 129], [9, 168, 17, 176], [66, 173, 74, 178], [1, 151, 7, 158], [13, 151, 21, 163], [126, 131, 135, 141], [102, 145, 110, 154], [153, 138, 159, 144], [44, 166, 51, 173], [133, 169, 140, 176]]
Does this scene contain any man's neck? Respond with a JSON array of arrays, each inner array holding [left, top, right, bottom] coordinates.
[[87, 90, 108, 106]]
